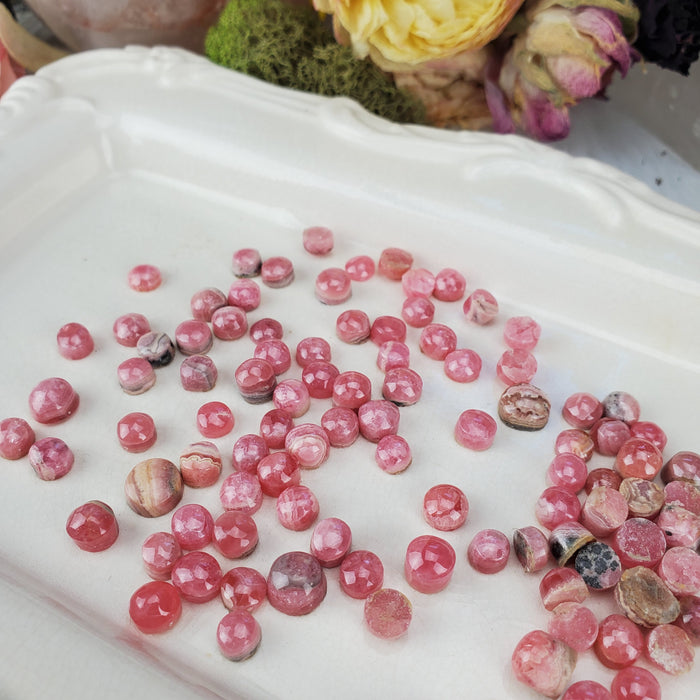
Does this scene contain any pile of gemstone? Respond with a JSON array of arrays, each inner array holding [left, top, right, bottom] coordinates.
[[0, 224, 698, 699]]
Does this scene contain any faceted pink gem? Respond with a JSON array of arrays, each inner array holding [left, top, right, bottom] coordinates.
[[454, 409, 497, 451], [377, 247, 413, 280], [253, 339, 291, 376], [594, 614, 644, 669], [129, 581, 181, 634], [174, 319, 213, 355], [629, 421, 667, 452], [645, 624, 694, 675], [315, 267, 352, 305], [535, 486, 582, 530], [260, 256, 294, 288], [376, 341, 410, 372], [190, 287, 227, 321], [259, 408, 294, 449], [196, 401, 234, 438], [591, 418, 631, 456], [443, 348, 482, 383], [276, 485, 320, 531], [611, 518, 666, 569], [585, 467, 622, 494], [375, 434, 412, 474], [213, 511, 259, 559], [602, 391, 641, 424], [511, 629, 576, 698], [548, 602, 598, 652], [303, 225, 334, 255], [267, 551, 327, 615], [419, 323, 457, 360], [555, 429, 595, 461], [285, 423, 331, 469], [231, 434, 269, 475], [180, 355, 218, 392], [249, 317, 284, 344], [220, 566, 267, 612], [256, 452, 301, 497], [142, 531, 182, 580], [661, 450, 700, 485], [664, 479, 700, 514], [357, 399, 400, 443], [547, 453, 588, 492], [211, 305, 248, 341], [170, 503, 214, 550], [336, 309, 371, 344], [432, 267, 466, 302], [344, 255, 375, 281], [401, 295, 435, 328], [295, 336, 332, 367], [171, 551, 223, 603], [561, 681, 612, 700], [112, 312, 150, 347], [273, 379, 310, 418], [539, 567, 589, 611], [0, 417, 35, 460], [610, 666, 661, 700], [235, 358, 276, 403], [339, 550, 384, 599], [496, 348, 537, 385], [512, 526, 550, 573], [65, 500, 119, 552], [228, 278, 261, 312], [128, 264, 161, 291], [467, 529, 510, 574], [404, 535, 456, 593], [364, 588, 412, 639], [401, 267, 435, 297], [657, 546, 700, 597], [370, 315, 407, 345], [217, 610, 261, 661], [321, 407, 360, 447], [28, 437, 74, 480], [219, 471, 263, 515], [117, 412, 157, 453], [310, 517, 352, 567], [332, 371, 372, 410], [28, 377, 79, 424], [503, 316, 541, 351], [301, 360, 339, 399], [580, 486, 628, 538], [462, 288, 498, 325], [117, 357, 156, 395], [56, 322, 94, 360], [231, 247, 261, 277], [382, 367, 422, 406], [615, 437, 663, 480], [562, 392, 604, 430], [423, 484, 469, 531]]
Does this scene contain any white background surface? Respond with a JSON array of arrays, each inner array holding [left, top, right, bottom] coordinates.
[[0, 48, 699, 700]]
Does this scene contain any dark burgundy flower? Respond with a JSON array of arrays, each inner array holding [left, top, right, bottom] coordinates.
[[634, 0, 700, 74]]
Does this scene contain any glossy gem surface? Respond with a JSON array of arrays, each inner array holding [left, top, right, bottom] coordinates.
[[141, 531, 182, 580], [66, 500, 119, 552], [117, 412, 157, 453], [610, 666, 660, 700], [217, 610, 262, 661], [213, 511, 259, 559], [467, 529, 510, 574], [276, 485, 320, 531], [128, 264, 161, 291], [129, 581, 181, 634], [220, 566, 267, 612], [339, 550, 384, 599], [455, 409, 497, 451], [0, 417, 35, 460], [171, 503, 214, 550], [124, 458, 184, 518], [28, 437, 74, 480], [28, 377, 79, 424], [404, 535, 456, 593], [171, 551, 223, 603], [423, 484, 469, 531], [56, 322, 94, 360], [196, 401, 234, 438], [310, 517, 352, 567], [267, 551, 327, 615]]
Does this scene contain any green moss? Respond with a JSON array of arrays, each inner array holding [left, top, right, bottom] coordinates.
[[205, 0, 425, 124]]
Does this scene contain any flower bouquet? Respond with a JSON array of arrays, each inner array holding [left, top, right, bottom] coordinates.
[[205, 0, 699, 141]]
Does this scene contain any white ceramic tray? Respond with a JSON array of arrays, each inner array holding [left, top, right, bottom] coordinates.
[[0, 47, 699, 700]]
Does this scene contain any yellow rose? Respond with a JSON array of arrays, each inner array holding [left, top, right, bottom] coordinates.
[[314, 0, 526, 70]]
